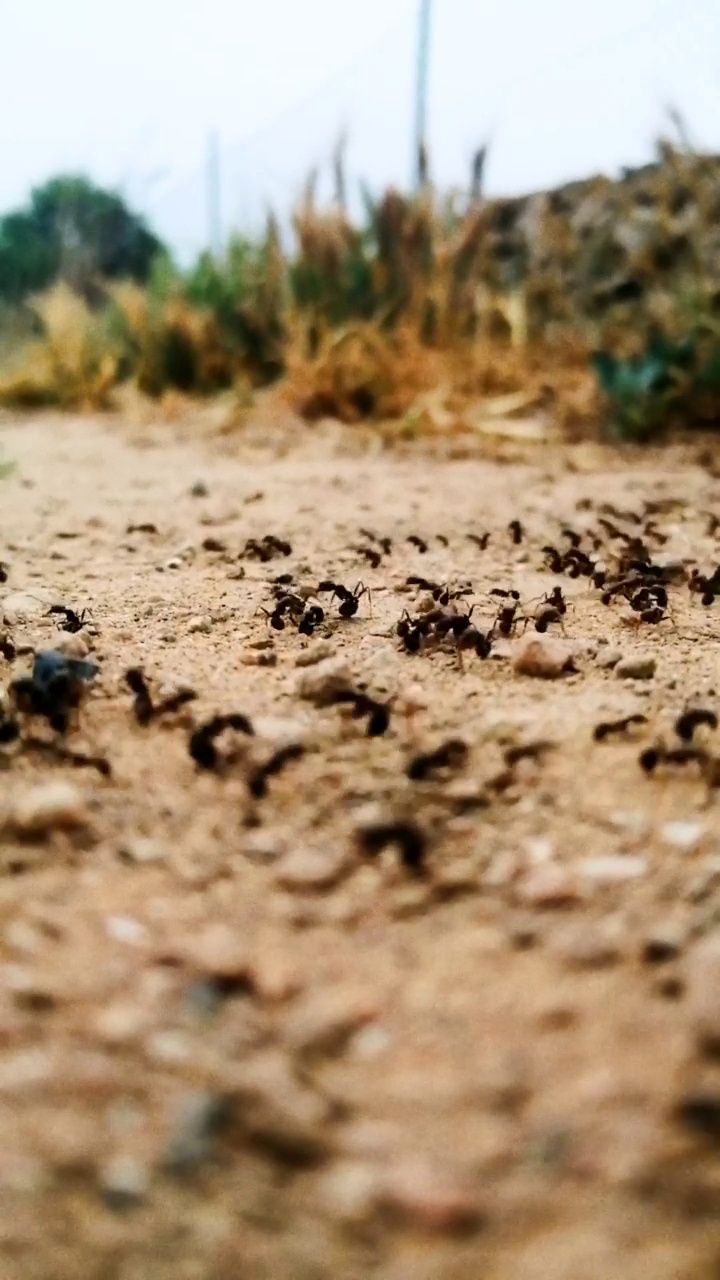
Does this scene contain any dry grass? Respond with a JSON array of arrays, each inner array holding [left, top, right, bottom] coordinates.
[[1, 143, 718, 435]]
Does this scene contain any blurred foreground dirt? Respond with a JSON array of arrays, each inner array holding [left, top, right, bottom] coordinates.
[[1, 413, 720, 1279]]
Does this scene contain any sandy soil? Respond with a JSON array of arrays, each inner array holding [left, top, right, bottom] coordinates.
[[2, 411, 720, 1278]]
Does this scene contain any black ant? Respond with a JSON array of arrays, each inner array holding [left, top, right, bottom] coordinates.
[[594, 714, 648, 742], [407, 739, 468, 781], [493, 600, 521, 638], [397, 611, 427, 653], [262, 594, 305, 631], [332, 582, 370, 619], [407, 535, 429, 553], [298, 606, 325, 636], [509, 520, 524, 545], [534, 606, 563, 633], [330, 690, 391, 737], [189, 713, 255, 770], [503, 741, 554, 766], [48, 605, 89, 634], [543, 546, 564, 573], [359, 530, 392, 555], [545, 586, 567, 615], [356, 820, 427, 874], [455, 625, 492, 660], [241, 535, 292, 562], [125, 669, 197, 726], [0, 562, 8, 584], [675, 709, 718, 742], [248, 744, 306, 798], [0, 635, 16, 661], [467, 533, 491, 550], [353, 545, 382, 569], [639, 745, 709, 774]]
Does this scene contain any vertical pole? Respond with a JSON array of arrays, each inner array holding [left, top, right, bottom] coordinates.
[[413, 0, 432, 191], [207, 130, 222, 257]]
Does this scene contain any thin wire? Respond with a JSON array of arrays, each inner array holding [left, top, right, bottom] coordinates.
[[148, 1, 416, 210]]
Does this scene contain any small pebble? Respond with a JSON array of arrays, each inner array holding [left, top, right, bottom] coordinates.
[[379, 1157, 483, 1234], [615, 655, 656, 680], [119, 837, 166, 865], [551, 920, 622, 969], [105, 916, 148, 947], [512, 634, 575, 679], [660, 821, 705, 853], [284, 988, 378, 1058], [187, 615, 212, 635], [9, 782, 88, 837], [319, 1161, 380, 1225], [518, 865, 581, 907], [2, 591, 50, 619], [100, 1155, 150, 1210], [162, 1092, 231, 1176], [181, 923, 249, 980], [241, 650, 277, 667], [596, 648, 623, 670], [295, 642, 335, 668], [577, 855, 648, 885], [297, 657, 354, 705], [276, 846, 351, 892], [242, 829, 287, 865]]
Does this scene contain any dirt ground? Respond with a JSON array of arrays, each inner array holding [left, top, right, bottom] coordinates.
[[3, 409, 720, 1279]]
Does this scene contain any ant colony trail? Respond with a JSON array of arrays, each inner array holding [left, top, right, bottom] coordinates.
[[3, 411, 720, 1279]]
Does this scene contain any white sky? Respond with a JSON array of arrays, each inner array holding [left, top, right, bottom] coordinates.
[[1, 0, 718, 259]]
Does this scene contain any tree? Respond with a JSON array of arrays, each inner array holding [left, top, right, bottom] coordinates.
[[0, 176, 165, 303]]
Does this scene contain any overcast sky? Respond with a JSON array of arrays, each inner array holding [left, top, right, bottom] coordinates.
[[1, 0, 718, 258]]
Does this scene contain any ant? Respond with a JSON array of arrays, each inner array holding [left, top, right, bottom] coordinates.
[[356, 820, 427, 875], [333, 582, 370, 619], [262, 594, 306, 631], [353, 546, 382, 569], [467, 533, 491, 551], [407, 739, 468, 781], [545, 586, 567, 615], [125, 669, 197, 726], [397, 611, 427, 653], [48, 605, 89, 634], [241, 535, 292, 562], [330, 689, 391, 737], [358, 531, 392, 557], [675, 709, 718, 743], [594, 714, 648, 742], [493, 600, 521, 638], [509, 520, 524, 545], [298, 606, 325, 636], [407, 535, 429, 553], [639, 745, 709, 775], [248, 744, 306, 798], [189, 713, 255, 770]]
